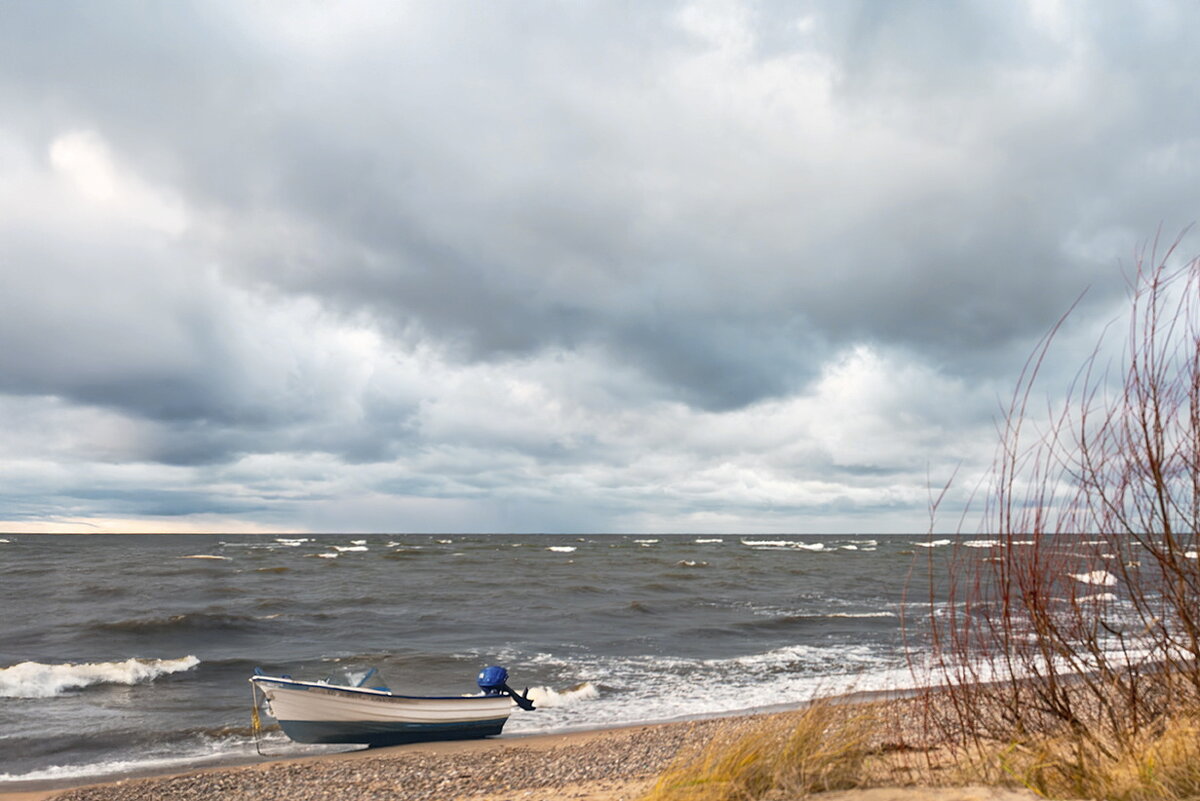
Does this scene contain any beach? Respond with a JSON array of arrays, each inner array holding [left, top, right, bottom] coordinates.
[[0, 701, 1040, 801], [0, 716, 735, 801]]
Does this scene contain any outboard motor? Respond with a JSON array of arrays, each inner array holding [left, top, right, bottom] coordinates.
[[477, 665, 536, 711]]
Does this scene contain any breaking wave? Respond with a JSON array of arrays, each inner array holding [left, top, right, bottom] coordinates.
[[0, 656, 200, 698], [527, 681, 599, 708], [1070, 570, 1117, 587]]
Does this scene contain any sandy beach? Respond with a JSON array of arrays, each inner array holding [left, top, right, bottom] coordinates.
[[0, 703, 1040, 801]]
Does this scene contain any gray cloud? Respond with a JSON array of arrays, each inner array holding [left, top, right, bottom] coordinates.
[[0, 1, 1198, 531]]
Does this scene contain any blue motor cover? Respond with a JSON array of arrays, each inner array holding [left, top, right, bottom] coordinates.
[[477, 665, 510, 694]]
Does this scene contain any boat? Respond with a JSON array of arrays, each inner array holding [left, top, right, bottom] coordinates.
[[248, 665, 536, 746]]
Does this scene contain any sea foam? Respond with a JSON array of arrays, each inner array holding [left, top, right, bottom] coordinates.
[[527, 681, 599, 708], [0, 656, 200, 698]]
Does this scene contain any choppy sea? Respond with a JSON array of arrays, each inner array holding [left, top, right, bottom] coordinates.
[[0, 533, 959, 789]]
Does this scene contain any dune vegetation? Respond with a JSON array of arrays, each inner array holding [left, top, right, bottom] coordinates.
[[641, 237, 1200, 800]]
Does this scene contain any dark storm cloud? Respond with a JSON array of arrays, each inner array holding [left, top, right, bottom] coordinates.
[[7, 0, 1182, 416], [2, 1, 1200, 530]]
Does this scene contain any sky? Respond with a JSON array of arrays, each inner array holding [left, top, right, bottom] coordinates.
[[1, 1, 1198, 534]]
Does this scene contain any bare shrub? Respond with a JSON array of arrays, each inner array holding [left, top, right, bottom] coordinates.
[[925, 234, 1200, 783]]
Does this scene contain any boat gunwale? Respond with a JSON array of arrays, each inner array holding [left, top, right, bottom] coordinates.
[[249, 674, 510, 702]]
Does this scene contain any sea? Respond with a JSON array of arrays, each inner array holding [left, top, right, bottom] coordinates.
[[0, 533, 960, 789]]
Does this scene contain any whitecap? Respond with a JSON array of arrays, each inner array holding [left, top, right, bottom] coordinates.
[[840, 545, 858, 551], [332, 545, 368, 552], [1078, 592, 1118, 603], [962, 540, 1001, 548], [309, 552, 339, 559], [437, 539, 454, 544], [179, 555, 231, 560], [526, 681, 599, 708], [634, 539, 659, 544], [0, 656, 200, 698], [547, 546, 576, 553], [1070, 570, 1117, 586], [274, 538, 310, 546], [911, 539, 952, 548], [826, 612, 896, 618], [0, 538, 11, 543], [694, 538, 724, 543], [740, 539, 796, 548], [350, 539, 367, 545], [676, 560, 708, 568]]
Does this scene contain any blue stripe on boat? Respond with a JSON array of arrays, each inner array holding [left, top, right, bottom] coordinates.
[[278, 717, 510, 746]]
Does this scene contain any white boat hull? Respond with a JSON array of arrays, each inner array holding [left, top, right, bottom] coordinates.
[[250, 676, 515, 746]]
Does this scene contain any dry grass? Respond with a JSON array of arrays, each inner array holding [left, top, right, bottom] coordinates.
[[960, 711, 1200, 801], [638, 690, 1200, 801], [639, 703, 875, 801]]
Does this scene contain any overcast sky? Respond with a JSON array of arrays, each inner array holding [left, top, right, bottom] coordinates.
[[1, 1, 1197, 534]]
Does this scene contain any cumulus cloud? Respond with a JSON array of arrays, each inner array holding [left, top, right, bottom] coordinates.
[[0, 1, 1197, 532]]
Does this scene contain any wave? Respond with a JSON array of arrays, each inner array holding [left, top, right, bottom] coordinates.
[[0, 656, 199, 698], [96, 612, 268, 635], [1070, 570, 1117, 586], [740, 539, 827, 551], [332, 545, 368, 552], [382, 548, 427, 559], [507, 642, 915, 737], [675, 560, 708, 568], [546, 546, 576, 553], [694, 538, 724, 543], [911, 539, 952, 548], [527, 681, 599, 708], [274, 538, 310, 546]]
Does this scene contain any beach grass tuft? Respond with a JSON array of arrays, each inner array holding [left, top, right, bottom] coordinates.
[[640, 702, 872, 801], [964, 710, 1200, 801]]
